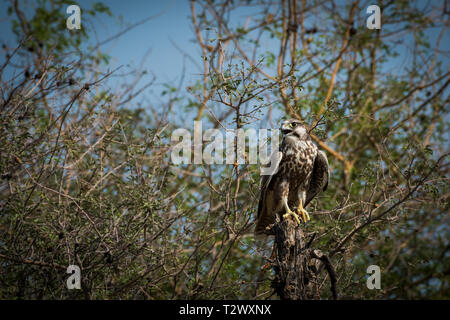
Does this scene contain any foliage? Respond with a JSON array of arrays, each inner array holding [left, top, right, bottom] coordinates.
[[0, 0, 448, 299]]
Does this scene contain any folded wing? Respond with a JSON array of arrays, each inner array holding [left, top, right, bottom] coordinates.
[[305, 150, 329, 207], [255, 151, 283, 235]]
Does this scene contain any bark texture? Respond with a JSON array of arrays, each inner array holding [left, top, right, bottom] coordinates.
[[269, 215, 337, 300]]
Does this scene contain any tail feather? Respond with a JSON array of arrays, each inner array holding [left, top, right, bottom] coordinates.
[[254, 211, 275, 236]]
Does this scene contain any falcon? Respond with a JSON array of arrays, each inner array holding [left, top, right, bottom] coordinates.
[[255, 119, 329, 235]]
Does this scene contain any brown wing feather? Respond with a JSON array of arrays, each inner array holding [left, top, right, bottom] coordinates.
[[305, 150, 329, 207], [255, 151, 282, 235]]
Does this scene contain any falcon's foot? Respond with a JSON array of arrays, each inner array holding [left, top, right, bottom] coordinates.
[[282, 209, 301, 225], [297, 204, 310, 223]]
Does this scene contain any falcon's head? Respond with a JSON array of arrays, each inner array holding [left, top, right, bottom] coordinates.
[[280, 119, 309, 141]]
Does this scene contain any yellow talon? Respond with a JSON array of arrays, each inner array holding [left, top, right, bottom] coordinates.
[[296, 201, 310, 223], [283, 209, 301, 225]]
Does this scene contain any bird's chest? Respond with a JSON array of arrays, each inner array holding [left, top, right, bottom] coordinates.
[[278, 141, 317, 190]]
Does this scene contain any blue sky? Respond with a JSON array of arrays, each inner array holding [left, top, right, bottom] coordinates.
[[2, 0, 448, 85], [79, 0, 200, 102], [0, 0, 198, 94], [91, 0, 196, 83], [1, 0, 448, 130]]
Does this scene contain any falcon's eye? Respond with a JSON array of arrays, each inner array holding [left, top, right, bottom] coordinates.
[[290, 122, 297, 127]]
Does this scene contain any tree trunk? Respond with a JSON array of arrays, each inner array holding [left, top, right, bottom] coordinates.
[[270, 215, 337, 300]]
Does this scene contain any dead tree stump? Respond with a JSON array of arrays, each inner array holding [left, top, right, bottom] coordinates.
[[268, 215, 337, 300]]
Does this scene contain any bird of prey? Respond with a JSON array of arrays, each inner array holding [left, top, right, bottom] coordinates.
[[255, 119, 329, 235]]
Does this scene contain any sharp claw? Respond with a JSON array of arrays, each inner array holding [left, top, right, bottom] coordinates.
[[296, 207, 310, 223], [305, 210, 310, 221], [282, 210, 301, 225], [293, 213, 301, 225]]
